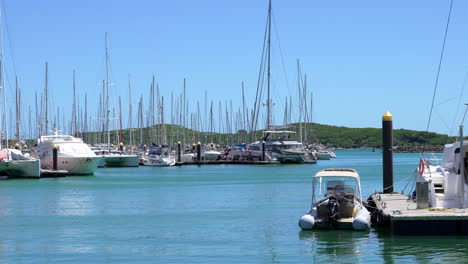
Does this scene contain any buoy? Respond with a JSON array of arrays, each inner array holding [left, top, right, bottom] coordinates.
[[418, 158, 425, 175], [298, 214, 315, 230]]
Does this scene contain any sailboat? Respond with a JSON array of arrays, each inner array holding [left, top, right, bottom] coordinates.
[[247, 0, 315, 164], [0, 8, 40, 178], [99, 33, 139, 167]]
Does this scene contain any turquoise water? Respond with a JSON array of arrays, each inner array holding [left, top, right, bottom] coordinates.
[[1, 149, 467, 263]]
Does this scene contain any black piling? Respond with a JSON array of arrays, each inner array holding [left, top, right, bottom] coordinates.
[[382, 112, 393, 193], [197, 142, 201, 161], [177, 141, 181, 163], [262, 141, 266, 161], [52, 145, 58, 170]]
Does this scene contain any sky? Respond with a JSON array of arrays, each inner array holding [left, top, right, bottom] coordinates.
[[1, 0, 468, 138]]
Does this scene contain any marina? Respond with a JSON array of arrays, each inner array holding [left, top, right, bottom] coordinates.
[[0, 0, 467, 262], [1, 150, 467, 263]]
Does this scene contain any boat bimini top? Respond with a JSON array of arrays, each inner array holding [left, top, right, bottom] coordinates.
[[314, 168, 360, 179]]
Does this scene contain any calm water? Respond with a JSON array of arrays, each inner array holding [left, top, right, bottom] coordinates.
[[1, 150, 467, 263]]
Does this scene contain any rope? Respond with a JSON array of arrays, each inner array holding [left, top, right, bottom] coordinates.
[[423, 0, 454, 154]]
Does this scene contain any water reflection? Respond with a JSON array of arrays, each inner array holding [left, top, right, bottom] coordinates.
[[298, 229, 371, 263]]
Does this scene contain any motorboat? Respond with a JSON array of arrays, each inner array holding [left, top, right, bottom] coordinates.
[[200, 144, 222, 161], [35, 130, 101, 175], [0, 149, 41, 178], [298, 168, 370, 230], [142, 149, 176, 166]]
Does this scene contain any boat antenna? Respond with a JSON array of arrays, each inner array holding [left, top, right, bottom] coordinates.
[[423, 0, 454, 155]]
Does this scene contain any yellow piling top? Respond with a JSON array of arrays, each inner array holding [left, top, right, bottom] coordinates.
[[382, 111, 393, 121]]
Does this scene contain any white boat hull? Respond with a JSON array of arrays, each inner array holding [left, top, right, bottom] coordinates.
[[315, 152, 332, 160], [201, 151, 221, 161], [41, 156, 101, 175], [104, 154, 140, 167], [143, 157, 176, 166], [0, 159, 41, 178]]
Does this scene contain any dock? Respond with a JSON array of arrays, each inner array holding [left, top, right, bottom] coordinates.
[[175, 160, 279, 166], [368, 193, 468, 235]]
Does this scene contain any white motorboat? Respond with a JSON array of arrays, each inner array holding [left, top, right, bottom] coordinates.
[[201, 150, 221, 161], [142, 154, 176, 166], [0, 149, 41, 178], [141, 148, 176, 166], [35, 131, 101, 175], [299, 168, 370, 230]]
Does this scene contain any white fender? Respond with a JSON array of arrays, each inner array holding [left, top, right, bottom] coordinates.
[[352, 207, 371, 230]]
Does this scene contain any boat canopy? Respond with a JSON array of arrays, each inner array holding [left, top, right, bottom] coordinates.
[[314, 168, 360, 179]]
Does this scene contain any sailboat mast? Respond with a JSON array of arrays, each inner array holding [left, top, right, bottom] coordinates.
[[45, 62, 49, 136], [105, 33, 110, 151], [128, 74, 133, 147], [119, 96, 123, 144], [266, 0, 272, 130], [15, 76, 20, 143], [161, 96, 167, 145], [72, 70, 76, 135]]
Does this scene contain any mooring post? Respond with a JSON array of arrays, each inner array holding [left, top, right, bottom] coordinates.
[[382, 111, 393, 193], [262, 141, 266, 161], [52, 145, 58, 171], [197, 142, 201, 161], [177, 141, 181, 163]]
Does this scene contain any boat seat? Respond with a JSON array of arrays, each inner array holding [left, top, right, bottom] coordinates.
[[338, 200, 355, 218]]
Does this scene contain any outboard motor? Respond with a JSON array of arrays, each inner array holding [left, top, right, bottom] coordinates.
[[327, 196, 340, 229]]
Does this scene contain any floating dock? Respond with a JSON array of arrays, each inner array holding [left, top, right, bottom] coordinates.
[[368, 193, 468, 235], [175, 160, 278, 166]]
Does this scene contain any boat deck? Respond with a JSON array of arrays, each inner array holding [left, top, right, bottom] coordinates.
[[370, 193, 468, 235]]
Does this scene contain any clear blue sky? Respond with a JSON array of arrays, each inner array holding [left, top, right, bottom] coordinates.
[[1, 0, 468, 138]]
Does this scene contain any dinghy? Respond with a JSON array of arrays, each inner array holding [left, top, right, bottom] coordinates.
[[298, 168, 370, 230]]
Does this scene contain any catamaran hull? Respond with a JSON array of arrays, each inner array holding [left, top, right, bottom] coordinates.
[[104, 155, 139, 167], [0, 159, 41, 178], [278, 153, 305, 164], [41, 156, 101, 175]]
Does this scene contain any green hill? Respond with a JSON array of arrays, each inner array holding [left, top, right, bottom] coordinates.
[[72, 123, 456, 148]]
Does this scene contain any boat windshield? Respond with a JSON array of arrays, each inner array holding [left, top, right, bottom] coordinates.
[[312, 176, 361, 204]]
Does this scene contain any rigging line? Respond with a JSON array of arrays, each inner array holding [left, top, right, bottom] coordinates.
[[461, 104, 468, 125], [1, 2, 17, 80], [271, 12, 292, 98], [425, 0, 454, 134], [449, 71, 468, 137], [252, 13, 269, 132]]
